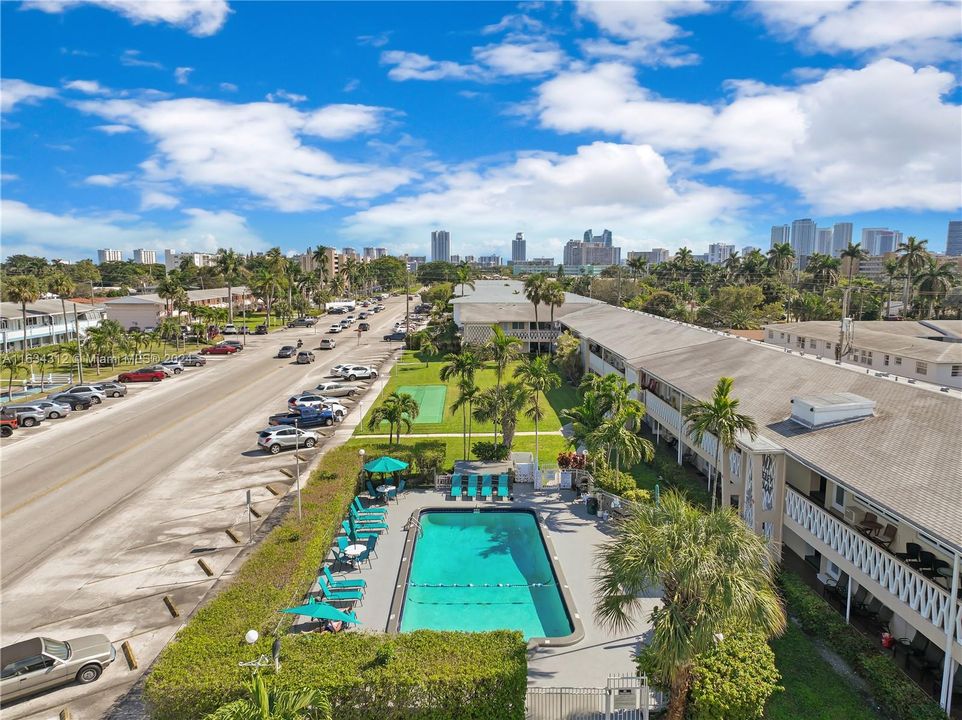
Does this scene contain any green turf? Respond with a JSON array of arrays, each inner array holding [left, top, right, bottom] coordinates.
[[397, 385, 447, 424]]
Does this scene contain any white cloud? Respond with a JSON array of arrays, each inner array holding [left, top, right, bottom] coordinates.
[[382, 39, 567, 82], [472, 40, 566, 76], [535, 59, 962, 213], [140, 189, 179, 210], [73, 97, 414, 211], [24, 0, 231, 37], [63, 79, 112, 95], [481, 12, 545, 35], [94, 123, 135, 134], [0, 199, 265, 260], [357, 32, 392, 47], [266, 89, 307, 104], [219, 82, 238, 92], [750, 0, 962, 63], [343, 78, 360, 93], [381, 51, 483, 81], [84, 173, 130, 186], [120, 49, 165, 70], [344, 141, 750, 257], [1, 173, 19, 182], [1, 78, 57, 112], [174, 67, 194, 85]]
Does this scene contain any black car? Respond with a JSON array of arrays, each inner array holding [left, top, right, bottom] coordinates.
[[383, 331, 406, 341], [328, 307, 346, 315], [277, 346, 296, 358], [254, 324, 269, 335], [358, 322, 371, 331], [47, 393, 92, 411]]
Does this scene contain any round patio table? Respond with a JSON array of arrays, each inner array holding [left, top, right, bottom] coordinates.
[[376, 484, 393, 501], [344, 544, 366, 561]]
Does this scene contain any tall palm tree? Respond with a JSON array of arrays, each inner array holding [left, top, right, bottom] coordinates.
[[214, 249, 242, 324], [683, 377, 758, 511], [897, 236, 929, 317], [594, 491, 786, 720], [882, 257, 901, 318], [450, 379, 478, 460], [806, 253, 840, 295], [1, 352, 28, 399], [6, 275, 41, 352], [478, 381, 528, 448], [840, 242, 868, 286], [523, 273, 549, 348], [485, 324, 523, 387], [586, 405, 653, 472], [455, 262, 475, 297], [312, 246, 331, 284], [366, 392, 419, 443], [914, 255, 958, 318], [205, 671, 331, 720], [514, 356, 560, 473], [440, 349, 483, 452], [156, 276, 183, 319], [542, 281, 566, 352], [766, 242, 795, 279], [722, 251, 741, 282], [47, 271, 76, 344], [561, 389, 608, 451]]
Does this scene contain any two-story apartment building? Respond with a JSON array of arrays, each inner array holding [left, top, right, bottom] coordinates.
[[0, 299, 105, 351], [103, 287, 251, 330], [552, 303, 960, 712]]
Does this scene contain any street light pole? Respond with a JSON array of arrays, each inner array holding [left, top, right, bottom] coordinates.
[[358, 448, 366, 487], [294, 420, 302, 521], [72, 302, 84, 383]]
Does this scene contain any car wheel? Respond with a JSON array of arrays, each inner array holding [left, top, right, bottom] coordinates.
[[72, 403, 82, 411], [50, 411, 62, 419], [324, 418, 333, 426], [371, 371, 378, 378], [1, 426, 12, 437], [349, 389, 357, 397], [304, 438, 317, 448], [76, 664, 102, 684], [119, 378, 127, 383], [269, 444, 281, 455], [113, 391, 123, 398], [91, 396, 102, 404], [348, 374, 357, 381], [174, 368, 183, 375], [22, 417, 37, 428]]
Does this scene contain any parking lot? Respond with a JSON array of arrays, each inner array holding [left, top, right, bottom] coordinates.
[[0, 298, 407, 719]]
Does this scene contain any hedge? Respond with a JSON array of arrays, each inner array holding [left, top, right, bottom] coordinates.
[[778, 572, 946, 720], [688, 632, 782, 720]]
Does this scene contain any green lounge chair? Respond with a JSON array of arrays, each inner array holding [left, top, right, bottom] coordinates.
[[352, 497, 387, 516], [466, 474, 479, 497], [342, 520, 377, 542], [318, 577, 363, 604], [323, 566, 366, 592], [350, 507, 388, 529], [450, 474, 463, 498], [480, 475, 493, 499], [496, 474, 509, 498]]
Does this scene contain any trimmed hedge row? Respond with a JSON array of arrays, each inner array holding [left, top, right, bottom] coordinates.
[[779, 573, 946, 720]]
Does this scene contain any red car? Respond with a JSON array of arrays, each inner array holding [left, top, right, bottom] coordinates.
[[118, 368, 165, 383], [201, 344, 239, 355]]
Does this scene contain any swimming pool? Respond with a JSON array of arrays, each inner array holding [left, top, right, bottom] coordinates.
[[393, 509, 581, 645]]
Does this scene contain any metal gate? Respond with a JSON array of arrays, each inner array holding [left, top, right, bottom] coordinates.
[[526, 675, 660, 720]]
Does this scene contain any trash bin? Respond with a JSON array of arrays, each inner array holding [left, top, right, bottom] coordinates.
[[586, 496, 599, 516]]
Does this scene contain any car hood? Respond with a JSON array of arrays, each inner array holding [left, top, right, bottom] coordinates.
[[66, 634, 113, 659]]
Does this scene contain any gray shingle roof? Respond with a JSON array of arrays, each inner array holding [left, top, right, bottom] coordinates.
[[765, 321, 962, 364], [453, 280, 601, 324]]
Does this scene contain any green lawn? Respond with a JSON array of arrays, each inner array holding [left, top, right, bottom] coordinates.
[[765, 624, 878, 720], [345, 433, 569, 471], [356, 351, 580, 437], [624, 429, 712, 508]]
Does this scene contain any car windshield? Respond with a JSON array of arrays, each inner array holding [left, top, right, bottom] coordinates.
[[42, 638, 69, 661]]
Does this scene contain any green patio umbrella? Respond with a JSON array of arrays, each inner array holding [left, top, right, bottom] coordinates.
[[280, 601, 359, 624], [364, 456, 409, 474]]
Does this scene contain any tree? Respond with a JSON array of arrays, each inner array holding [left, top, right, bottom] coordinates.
[[474, 381, 528, 448], [840, 242, 867, 287], [450, 379, 478, 460], [806, 253, 840, 294], [1, 352, 28, 399], [485, 324, 522, 389], [440, 349, 483, 454], [643, 290, 680, 318], [914, 255, 958, 318], [6, 275, 41, 352], [683, 377, 758, 511], [514, 356, 560, 474], [586, 405, 653, 473], [594, 491, 786, 720], [455, 262, 475, 297], [897, 236, 929, 317], [205, 672, 331, 720], [554, 330, 583, 383], [523, 273, 549, 348], [48, 271, 76, 345], [882, 257, 901, 318], [214, 249, 243, 324], [156, 276, 183, 318], [312, 246, 331, 284], [766, 243, 795, 280], [366, 392, 420, 443], [542, 281, 566, 351]]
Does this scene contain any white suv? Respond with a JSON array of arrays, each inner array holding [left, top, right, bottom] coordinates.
[[338, 365, 378, 381]]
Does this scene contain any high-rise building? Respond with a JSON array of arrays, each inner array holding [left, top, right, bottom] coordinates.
[[431, 230, 451, 263], [790, 218, 816, 260], [511, 232, 526, 263], [832, 222, 853, 256], [816, 228, 833, 255], [164, 249, 215, 271], [708, 243, 735, 265], [298, 246, 342, 277], [477, 255, 501, 267], [741, 245, 760, 256], [363, 247, 375, 259], [946, 220, 962, 256], [449, 254, 460, 265], [375, 247, 388, 258], [132, 249, 156, 265], [97, 249, 123, 263], [563, 239, 621, 266], [770, 225, 790, 248], [861, 228, 903, 256], [342, 247, 359, 257], [583, 228, 613, 246]]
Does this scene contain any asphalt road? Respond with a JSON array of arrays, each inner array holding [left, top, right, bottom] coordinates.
[[0, 298, 407, 719]]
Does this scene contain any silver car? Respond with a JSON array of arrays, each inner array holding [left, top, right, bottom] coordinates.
[[63, 385, 107, 405], [0, 635, 116, 701], [2, 405, 46, 428], [256, 426, 320, 454], [147, 364, 177, 377], [314, 382, 359, 398], [92, 382, 128, 398], [10, 401, 71, 420], [159, 359, 186, 374]]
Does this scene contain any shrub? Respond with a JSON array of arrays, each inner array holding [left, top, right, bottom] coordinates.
[[595, 467, 636, 496], [556, 450, 586, 470], [688, 633, 782, 720], [622, 488, 652, 504], [472, 441, 510, 462]]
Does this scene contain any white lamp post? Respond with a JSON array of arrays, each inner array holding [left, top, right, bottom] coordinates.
[[358, 448, 366, 485]]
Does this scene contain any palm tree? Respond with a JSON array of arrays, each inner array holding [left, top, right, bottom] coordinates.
[[766, 243, 795, 279], [440, 350, 483, 454], [450, 379, 479, 460], [683, 377, 758, 511], [897, 236, 930, 316], [882, 258, 901, 318], [455, 262, 475, 297], [156, 276, 183, 319], [214, 249, 242, 324], [594, 491, 786, 720], [523, 273, 549, 349], [205, 671, 331, 720], [806, 253, 840, 294], [312, 246, 331, 285], [514, 356, 560, 474], [542, 281, 566, 352], [47, 271, 76, 344], [5, 275, 41, 352], [840, 242, 867, 287], [722, 251, 741, 282], [366, 392, 419, 443], [1, 352, 28, 399], [263, 248, 288, 325], [914, 256, 958, 318], [480, 381, 528, 448], [485, 324, 522, 388], [249, 267, 278, 328], [586, 406, 652, 472], [561, 389, 608, 451]]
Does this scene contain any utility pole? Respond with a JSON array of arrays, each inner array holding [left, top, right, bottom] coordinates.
[[73, 303, 84, 383], [836, 287, 852, 363], [294, 420, 303, 521]]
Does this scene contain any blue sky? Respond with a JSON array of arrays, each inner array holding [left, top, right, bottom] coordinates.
[[2, 0, 960, 263]]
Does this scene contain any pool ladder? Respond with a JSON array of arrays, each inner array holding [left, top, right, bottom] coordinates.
[[404, 512, 423, 538]]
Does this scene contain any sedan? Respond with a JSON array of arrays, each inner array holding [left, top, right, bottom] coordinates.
[[222, 340, 244, 351], [296, 351, 316, 364], [383, 331, 406, 342], [24, 400, 73, 419], [201, 344, 239, 355], [64, 385, 107, 405], [277, 346, 297, 359], [358, 322, 370, 331], [329, 364, 351, 377], [328, 324, 343, 334], [319, 338, 336, 350], [0, 634, 116, 702], [147, 365, 176, 378], [118, 368, 166, 382], [314, 381, 358, 398], [256, 427, 319, 454], [47, 393, 92, 411], [177, 354, 207, 367], [92, 382, 128, 398]]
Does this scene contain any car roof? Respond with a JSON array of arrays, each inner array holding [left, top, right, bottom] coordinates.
[[2, 637, 43, 665]]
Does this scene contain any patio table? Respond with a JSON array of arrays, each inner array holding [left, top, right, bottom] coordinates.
[[344, 544, 366, 561]]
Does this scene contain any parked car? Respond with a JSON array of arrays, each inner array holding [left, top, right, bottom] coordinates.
[[344, 316, 356, 324], [287, 393, 328, 411], [0, 634, 116, 701], [1, 408, 17, 437], [254, 324, 269, 335], [177, 354, 207, 367], [161, 360, 187, 374], [2, 405, 45, 428], [118, 368, 166, 383], [320, 400, 348, 419], [358, 322, 370, 331], [221, 324, 239, 335], [288, 317, 318, 328], [200, 344, 239, 355], [314, 381, 358, 398], [328, 324, 343, 334], [147, 365, 176, 378], [47, 393, 92, 411], [383, 331, 406, 342], [296, 351, 315, 364], [338, 319, 351, 328], [256, 426, 320, 454], [64, 385, 107, 405], [91, 382, 127, 398], [268, 407, 335, 429], [23, 400, 73, 418], [319, 338, 336, 350], [277, 346, 297, 359], [338, 365, 378, 381], [329, 364, 351, 377], [222, 340, 244, 351]]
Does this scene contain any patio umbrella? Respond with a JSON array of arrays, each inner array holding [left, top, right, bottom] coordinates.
[[364, 456, 409, 474], [280, 602, 359, 624]]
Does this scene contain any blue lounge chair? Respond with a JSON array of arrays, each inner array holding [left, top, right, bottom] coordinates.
[[366, 480, 385, 502], [323, 566, 366, 592], [342, 520, 377, 542], [318, 577, 363, 605], [353, 497, 386, 516], [496, 474, 509, 498], [385, 478, 406, 503], [350, 508, 388, 530], [450, 474, 463, 498], [466, 474, 479, 498], [480, 475, 493, 499]]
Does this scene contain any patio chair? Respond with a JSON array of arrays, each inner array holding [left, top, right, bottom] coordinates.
[[366, 480, 385, 502], [896, 633, 929, 668], [872, 524, 897, 549], [333, 536, 354, 570], [822, 572, 849, 604], [856, 511, 879, 535], [322, 566, 366, 592], [496, 474, 509, 498], [348, 516, 385, 536], [907, 639, 943, 679], [354, 535, 377, 566], [918, 551, 938, 577], [466, 474, 479, 498], [480, 475, 493, 499], [895, 542, 922, 566], [386, 479, 406, 503], [874, 604, 893, 633], [450, 474, 463, 498], [352, 497, 387, 516], [318, 576, 363, 605], [350, 507, 388, 530]]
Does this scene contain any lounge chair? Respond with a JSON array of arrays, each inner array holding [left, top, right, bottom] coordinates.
[[496, 474, 509, 498], [318, 576, 363, 605], [466, 474, 478, 497], [342, 520, 377, 542], [450, 474, 463, 498], [350, 507, 388, 529], [323, 566, 366, 592], [480, 475, 493, 499], [386, 479, 406, 503], [366, 480, 385, 502], [352, 497, 387, 516]]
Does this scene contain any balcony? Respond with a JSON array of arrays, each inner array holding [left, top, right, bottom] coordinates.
[[506, 328, 558, 342], [643, 390, 719, 459]]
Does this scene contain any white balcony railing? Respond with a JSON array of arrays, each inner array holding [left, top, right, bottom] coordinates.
[[506, 329, 558, 342], [643, 390, 719, 459], [785, 487, 961, 647]]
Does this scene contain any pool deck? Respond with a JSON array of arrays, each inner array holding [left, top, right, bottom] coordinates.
[[301, 483, 654, 689]]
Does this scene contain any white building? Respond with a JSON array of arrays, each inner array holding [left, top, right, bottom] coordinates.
[[816, 228, 833, 255], [164, 249, 216, 271], [770, 224, 790, 248], [103, 287, 251, 330], [832, 222, 853, 256], [431, 230, 451, 263], [97, 249, 123, 263], [133, 249, 157, 265], [861, 228, 903, 256], [791, 218, 817, 263], [708, 243, 735, 265], [0, 299, 105, 351]]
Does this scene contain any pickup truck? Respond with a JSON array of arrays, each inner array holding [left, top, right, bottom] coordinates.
[[288, 317, 318, 328], [268, 407, 336, 428]]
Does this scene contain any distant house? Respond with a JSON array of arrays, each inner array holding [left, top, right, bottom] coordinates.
[[103, 287, 251, 330], [0, 299, 105, 352]]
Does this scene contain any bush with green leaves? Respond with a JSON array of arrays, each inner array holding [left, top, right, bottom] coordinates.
[[621, 488, 652, 504], [594, 467, 636, 496], [687, 633, 782, 720], [472, 441, 510, 462]]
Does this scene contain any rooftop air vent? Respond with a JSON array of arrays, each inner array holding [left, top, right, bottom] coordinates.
[[790, 393, 876, 429]]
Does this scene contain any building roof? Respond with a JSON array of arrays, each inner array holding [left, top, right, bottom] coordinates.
[[0, 299, 102, 318], [103, 286, 250, 306], [765, 321, 962, 364], [563, 304, 962, 551], [452, 280, 601, 324]]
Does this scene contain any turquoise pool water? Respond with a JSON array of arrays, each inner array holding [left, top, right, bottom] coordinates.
[[399, 510, 573, 640]]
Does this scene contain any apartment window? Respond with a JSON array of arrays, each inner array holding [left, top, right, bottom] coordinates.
[[895, 356, 902, 366], [832, 485, 846, 511], [883, 354, 890, 366], [809, 339, 817, 349], [916, 360, 928, 375], [826, 561, 841, 579], [510, 322, 524, 330], [825, 341, 833, 350], [767, 330, 774, 339], [780, 332, 785, 340], [796, 335, 806, 348], [952, 365, 961, 377]]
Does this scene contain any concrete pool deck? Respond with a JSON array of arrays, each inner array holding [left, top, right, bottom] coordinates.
[[299, 483, 655, 688]]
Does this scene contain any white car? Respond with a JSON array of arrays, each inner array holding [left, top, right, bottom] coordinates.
[[344, 316, 356, 324], [328, 364, 351, 378], [319, 338, 336, 350], [338, 365, 378, 381], [147, 364, 177, 377], [257, 426, 320, 454], [64, 385, 107, 404], [160, 359, 186, 374], [321, 400, 348, 419], [328, 324, 343, 334], [314, 381, 359, 398], [222, 324, 238, 335]]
